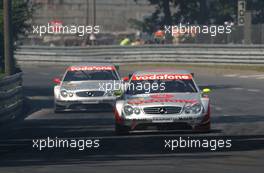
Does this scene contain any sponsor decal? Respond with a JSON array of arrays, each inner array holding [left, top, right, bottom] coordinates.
[[132, 74, 192, 81], [68, 66, 115, 71], [150, 94, 174, 99], [127, 98, 198, 105]]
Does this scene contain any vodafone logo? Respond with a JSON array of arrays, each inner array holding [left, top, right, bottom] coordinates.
[[68, 66, 115, 71], [132, 74, 192, 81]]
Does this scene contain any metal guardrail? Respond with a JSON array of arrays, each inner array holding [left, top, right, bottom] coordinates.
[[15, 44, 264, 65], [0, 73, 23, 123]]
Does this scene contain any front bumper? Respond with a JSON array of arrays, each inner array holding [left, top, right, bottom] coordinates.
[[55, 97, 116, 110], [117, 114, 210, 132]]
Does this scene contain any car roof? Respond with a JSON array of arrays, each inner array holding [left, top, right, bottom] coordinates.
[[133, 69, 192, 75], [69, 63, 115, 67]]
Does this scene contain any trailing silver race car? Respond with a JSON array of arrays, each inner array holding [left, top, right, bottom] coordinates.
[[114, 69, 211, 134], [53, 63, 122, 112]]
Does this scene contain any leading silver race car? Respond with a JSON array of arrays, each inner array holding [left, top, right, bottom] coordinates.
[[114, 69, 211, 134], [53, 63, 122, 112]]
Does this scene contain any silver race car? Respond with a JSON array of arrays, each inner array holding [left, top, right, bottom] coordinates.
[[114, 69, 211, 134], [53, 63, 122, 112]]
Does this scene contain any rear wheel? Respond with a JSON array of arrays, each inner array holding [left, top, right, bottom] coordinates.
[[115, 123, 130, 135]]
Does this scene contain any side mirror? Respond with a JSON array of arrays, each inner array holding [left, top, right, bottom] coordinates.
[[202, 88, 211, 94], [115, 65, 120, 71], [114, 90, 123, 97], [53, 78, 61, 85], [122, 76, 129, 82]]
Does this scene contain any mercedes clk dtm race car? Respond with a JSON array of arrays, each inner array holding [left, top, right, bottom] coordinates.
[[53, 63, 122, 112], [114, 70, 211, 134]]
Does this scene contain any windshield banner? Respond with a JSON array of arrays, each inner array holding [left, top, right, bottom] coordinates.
[[132, 74, 192, 81], [68, 66, 115, 71]]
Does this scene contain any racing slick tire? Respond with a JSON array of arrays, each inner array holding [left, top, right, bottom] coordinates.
[[194, 122, 211, 133], [115, 123, 130, 135]]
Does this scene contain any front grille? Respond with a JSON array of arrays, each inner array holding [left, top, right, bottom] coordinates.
[[143, 106, 182, 115], [76, 91, 105, 97]]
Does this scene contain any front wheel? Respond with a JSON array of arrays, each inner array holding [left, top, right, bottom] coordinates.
[[115, 123, 130, 135], [54, 103, 65, 113], [194, 122, 211, 133]]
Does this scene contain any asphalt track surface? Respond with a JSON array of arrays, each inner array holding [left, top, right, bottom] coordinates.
[[0, 65, 264, 173]]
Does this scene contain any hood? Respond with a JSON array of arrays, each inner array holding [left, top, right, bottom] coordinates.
[[126, 93, 201, 107], [61, 80, 121, 91]]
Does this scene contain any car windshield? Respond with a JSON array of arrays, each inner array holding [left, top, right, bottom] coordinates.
[[63, 70, 119, 81], [126, 79, 198, 95]]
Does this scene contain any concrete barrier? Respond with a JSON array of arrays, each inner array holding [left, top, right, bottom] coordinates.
[[0, 73, 23, 123]]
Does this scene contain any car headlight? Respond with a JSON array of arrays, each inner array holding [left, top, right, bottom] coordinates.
[[123, 105, 134, 116], [68, 92, 74, 97], [123, 105, 141, 116], [134, 107, 141, 115], [60, 90, 68, 97], [60, 90, 74, 97], [184, 105, 191, 114], [191, 103, 202, 113], [184, 103, 202, 114]]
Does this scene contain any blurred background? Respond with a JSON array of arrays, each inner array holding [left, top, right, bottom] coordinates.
[[2, 0, 264, 47]]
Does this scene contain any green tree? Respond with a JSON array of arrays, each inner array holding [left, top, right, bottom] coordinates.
[[248, 0, 264, 24], [130, 0, 238, 33], [0, 0, 32, 72]]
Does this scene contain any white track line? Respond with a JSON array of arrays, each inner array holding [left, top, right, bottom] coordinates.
[[223, 74, 238, 77], [230, 87, 244, 90], [28, 96, 53, 100], [239, 74, 264, 78], [247, 89, 261, 93], [256, 76, 264, 80], [223, 74, 264, 80], [230, 88, 261, 92]]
